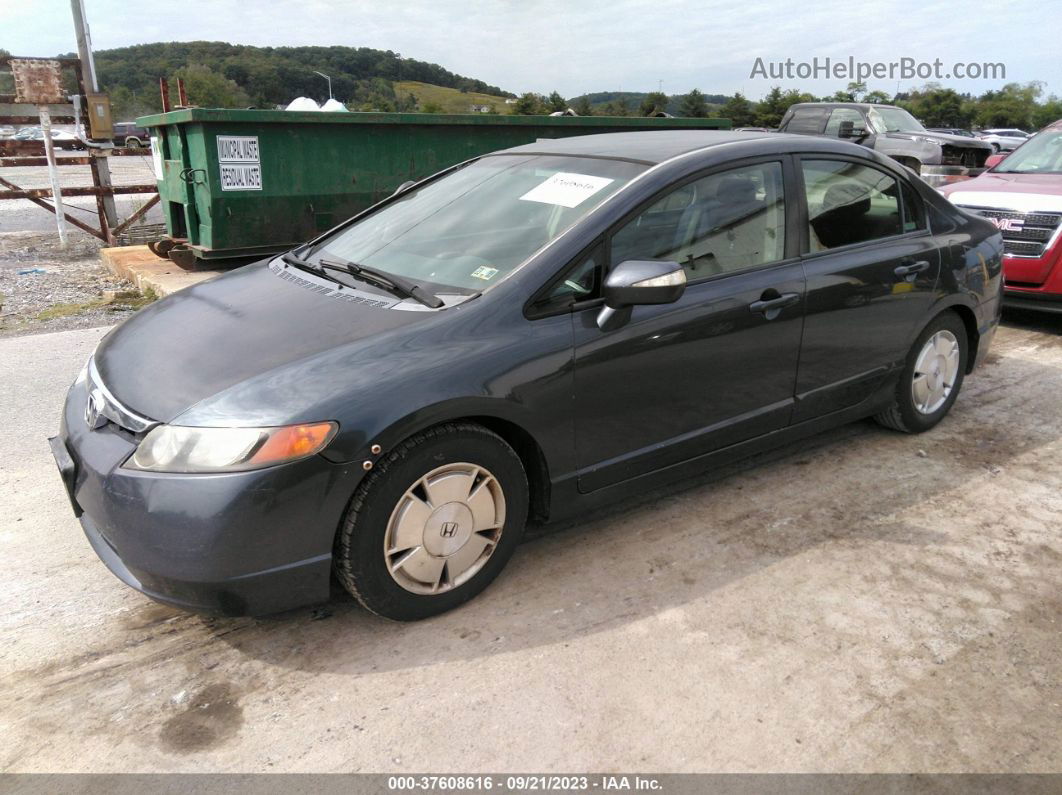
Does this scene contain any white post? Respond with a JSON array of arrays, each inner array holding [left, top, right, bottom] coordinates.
[[38, 106, 69, 249]]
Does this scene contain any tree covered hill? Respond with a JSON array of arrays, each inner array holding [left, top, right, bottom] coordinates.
[[570, 90, 730, 116], [77, 41, 514, 118]]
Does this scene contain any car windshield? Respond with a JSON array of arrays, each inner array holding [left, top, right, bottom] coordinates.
[[868, 107, 926, 133], [315, 154, 645, 292], [993, 131, 1062, 174]]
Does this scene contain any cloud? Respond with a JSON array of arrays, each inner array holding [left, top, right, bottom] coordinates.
[[3, 0, 1052, 99]]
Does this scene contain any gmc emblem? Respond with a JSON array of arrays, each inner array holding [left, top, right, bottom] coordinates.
[[989, 217, 1024, 232]]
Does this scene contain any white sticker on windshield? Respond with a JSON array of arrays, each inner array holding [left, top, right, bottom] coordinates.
[[470, 266, 499, 281], [519, 172, 614, 208]]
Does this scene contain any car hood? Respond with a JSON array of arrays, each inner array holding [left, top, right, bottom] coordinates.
[[941, 172, 1062, 208], [884, 130, 992, 149], [94, 259, 456, 424]]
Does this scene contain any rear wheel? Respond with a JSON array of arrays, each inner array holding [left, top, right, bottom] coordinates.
[[875, 312, 967, 433], [334, 423, 528, 620]]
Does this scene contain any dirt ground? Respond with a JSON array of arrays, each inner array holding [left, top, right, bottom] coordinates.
[[0, 231, 150, 337], [1, 309, 1060, 773], [0, 157, 163, 337]]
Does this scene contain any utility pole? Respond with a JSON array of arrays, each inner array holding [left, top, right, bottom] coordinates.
[[70, 0, 118, 229]]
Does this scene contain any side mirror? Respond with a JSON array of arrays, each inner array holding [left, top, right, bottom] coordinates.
[[985, 152, 1007, 168], [597, 260, 686, 330], [392, 180, 417, 196], [837, 120, 868, 140]]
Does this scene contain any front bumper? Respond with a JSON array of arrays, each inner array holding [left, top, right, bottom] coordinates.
[[51, 376, 356, 616], [1002, 291, 1062, 315], [1003, 250, 1062, 310]]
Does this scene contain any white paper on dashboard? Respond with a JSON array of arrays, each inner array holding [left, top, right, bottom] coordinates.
[[519, 172, 614, 208]]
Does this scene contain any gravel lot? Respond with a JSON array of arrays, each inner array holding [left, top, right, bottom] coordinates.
[[0, 155, 166, 336], [0, 231, 146, 337], [0, 312, 1060, 773]]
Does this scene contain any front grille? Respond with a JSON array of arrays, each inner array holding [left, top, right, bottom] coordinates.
[[941, 146, 988, 168], [956, 206, 1062, 258], [85, 359, 157, 434]]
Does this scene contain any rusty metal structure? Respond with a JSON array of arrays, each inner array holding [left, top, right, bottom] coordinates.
[[0, 55, 160, 245]]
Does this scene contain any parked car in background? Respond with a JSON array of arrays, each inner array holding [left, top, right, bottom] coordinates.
[[928, 128, 976, 138], [50, 130, 1002, 620], [976, 128, 1030, 152], [11, 126, 84, 151], [778, 103, 992, 187], [942, 120, 1062, 313], [112, 121, 152, 148]]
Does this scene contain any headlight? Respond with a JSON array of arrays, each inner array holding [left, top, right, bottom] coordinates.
[[125, 422, 337, 473]]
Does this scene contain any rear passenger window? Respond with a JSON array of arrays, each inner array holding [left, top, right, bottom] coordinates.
[[900, 180, 926, 232], [824, 108, 866, 138], [802, 160, 905, 251], [610, 162, 786, 279], [785, 107, 829, 134]]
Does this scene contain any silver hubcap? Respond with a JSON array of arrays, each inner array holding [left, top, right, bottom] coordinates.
[[911, 330, 960, 415], [384, 463, 505, 595]]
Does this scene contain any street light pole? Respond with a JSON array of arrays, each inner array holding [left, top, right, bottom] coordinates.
[[313, 70, 333, 101]]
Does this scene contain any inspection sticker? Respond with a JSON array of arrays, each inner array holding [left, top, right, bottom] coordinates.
[[519, 172, 613, 208], [470, 265, 499, 281], [219, 164, 263, 191]]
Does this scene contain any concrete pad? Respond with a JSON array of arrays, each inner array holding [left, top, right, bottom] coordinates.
[[100, 245, 223, 297]]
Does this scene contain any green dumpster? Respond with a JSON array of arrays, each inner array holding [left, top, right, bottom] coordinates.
[[138, 109, 731, 267]]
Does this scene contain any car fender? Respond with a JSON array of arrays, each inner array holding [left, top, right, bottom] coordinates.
[[333, 392, 555, 457]]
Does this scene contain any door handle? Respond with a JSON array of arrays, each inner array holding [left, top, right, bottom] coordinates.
[[748, 292, 800, 319], [894, 259, 930, 280]]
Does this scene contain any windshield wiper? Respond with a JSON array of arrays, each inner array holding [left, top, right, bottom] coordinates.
[[281, 252, 350, 289], [319, 256, 444, 309]]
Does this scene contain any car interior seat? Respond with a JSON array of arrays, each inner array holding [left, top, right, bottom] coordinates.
[[811, 181, 872, 248], [672, 177, 771, 273]]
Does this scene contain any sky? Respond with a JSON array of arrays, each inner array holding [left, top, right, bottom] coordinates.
[[5, 0, 1058, 100]]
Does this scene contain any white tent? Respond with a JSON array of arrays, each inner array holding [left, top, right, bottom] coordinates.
[[285, 97, 320, 111]]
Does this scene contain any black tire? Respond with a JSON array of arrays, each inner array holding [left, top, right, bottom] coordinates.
[[334, 422, 528, 620], [125, 137, 142, 148], [875, 311, 968, 433]]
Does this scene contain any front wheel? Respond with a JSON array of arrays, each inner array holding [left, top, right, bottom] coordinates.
[[334, 423, 528, 620], [875, 312, 968, 433]]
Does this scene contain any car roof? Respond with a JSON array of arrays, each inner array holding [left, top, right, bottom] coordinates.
[[493, 130, 811, 165], [788, 102, 896, 110]]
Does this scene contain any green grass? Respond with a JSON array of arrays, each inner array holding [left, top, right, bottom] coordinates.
[[395, 81, 511, 114], [35, 287, 158, 322]]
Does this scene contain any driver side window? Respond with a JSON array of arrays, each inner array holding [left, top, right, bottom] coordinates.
[[528, 246, 603, 316], [609, 161, 787, 280]]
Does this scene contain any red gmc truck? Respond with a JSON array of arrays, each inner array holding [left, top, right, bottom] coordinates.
[[941, 120, 1062, 313]]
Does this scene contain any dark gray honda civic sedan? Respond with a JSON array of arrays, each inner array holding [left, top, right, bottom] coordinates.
[[50, 131, 1003, 620]]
